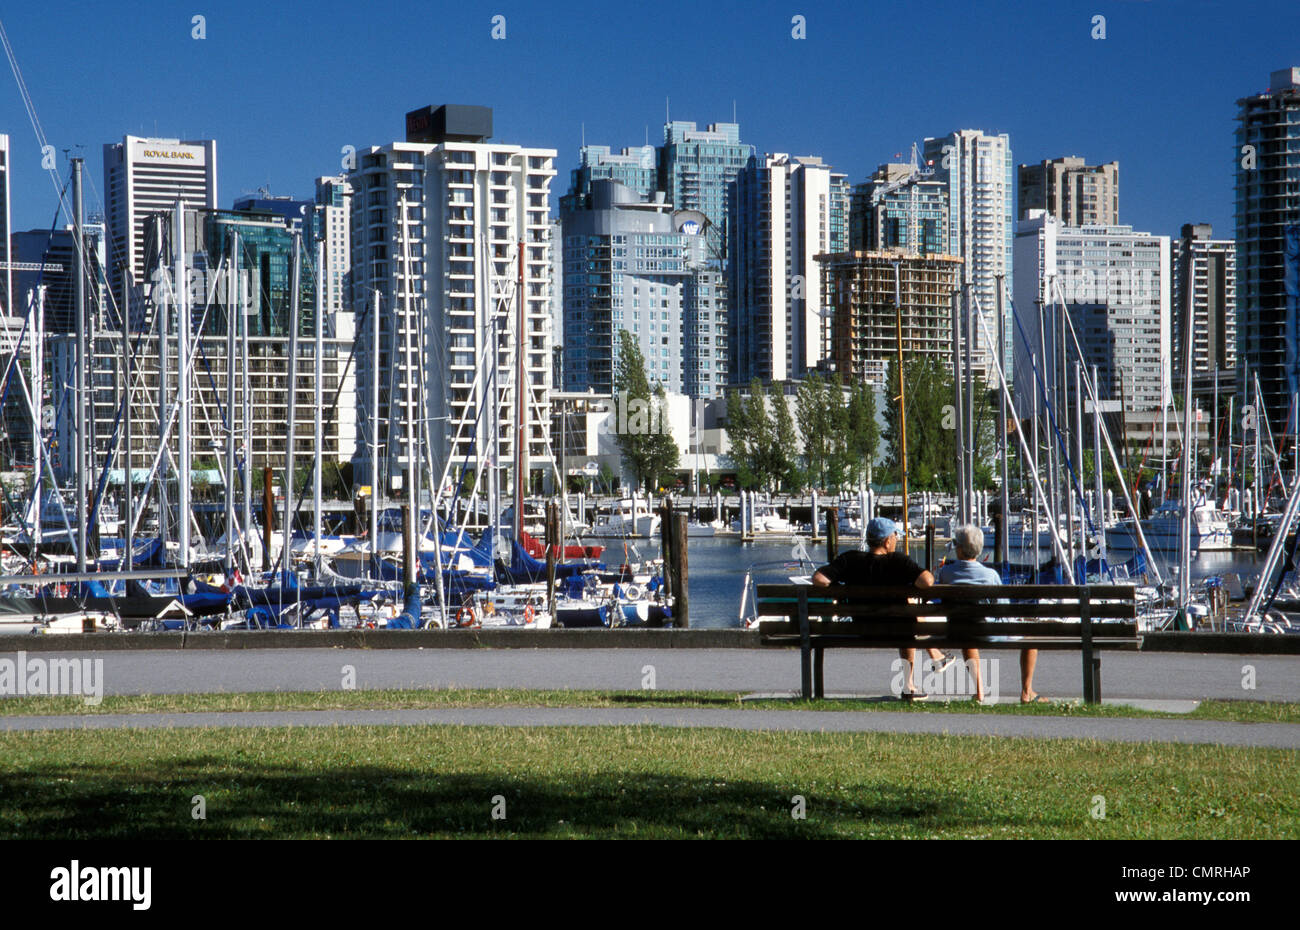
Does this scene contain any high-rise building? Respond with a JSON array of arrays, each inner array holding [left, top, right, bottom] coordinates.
[[1172, 223, 1236, 394], [559, 145, 658, 213], [348, 105, 556, 493], [0, 133, 11, 316], [49, 207, 356, 484], [659, 121, 753, 262], [817, 249, 963, 385], [731, 154, 848, 383], [230, 194, 312, 227], [849, 162, 949, 254], [923, 129, 1014, 381], [1235, 67, 1300, 435], [561, 180, 718, 397], [11, 223, 108, 332], [1018, 157, 1119, 226], [313, 177, 352, 329], [1014, 212, 1170, 419], [103, 136, 217, 309]]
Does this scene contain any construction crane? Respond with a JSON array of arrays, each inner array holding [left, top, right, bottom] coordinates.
[[869, 142, 935, 255]]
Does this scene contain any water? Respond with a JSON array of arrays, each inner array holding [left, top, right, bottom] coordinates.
[[649, 537, 1271, 630]]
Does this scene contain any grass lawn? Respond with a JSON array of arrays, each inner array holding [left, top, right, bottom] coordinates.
[[0, 688, 1297, 724], [1, 725, 1295, 839]]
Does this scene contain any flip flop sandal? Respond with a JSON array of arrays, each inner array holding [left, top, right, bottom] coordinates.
[[932, 653, 959, 674], [1021, 695, 1051, 704]]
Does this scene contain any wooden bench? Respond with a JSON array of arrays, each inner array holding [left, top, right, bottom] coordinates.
[[756, 583, 1140, 702]]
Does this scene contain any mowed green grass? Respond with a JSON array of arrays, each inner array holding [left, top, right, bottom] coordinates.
[[0, 688, 1297, 724], [0, 725, 1295, 839]]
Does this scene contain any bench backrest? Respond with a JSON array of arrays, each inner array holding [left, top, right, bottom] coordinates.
[[754, 584, 1137, 622]]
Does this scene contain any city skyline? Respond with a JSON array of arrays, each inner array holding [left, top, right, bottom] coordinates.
[[0, 0, 1295, 247]]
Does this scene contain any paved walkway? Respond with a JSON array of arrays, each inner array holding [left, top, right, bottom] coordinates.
[[3, 648, 1296, 702], [2, 706, 1296, 748]]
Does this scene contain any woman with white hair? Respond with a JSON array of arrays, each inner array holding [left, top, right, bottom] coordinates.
[[936, 524, 1002, 703], [937, 523, 1047, 703]]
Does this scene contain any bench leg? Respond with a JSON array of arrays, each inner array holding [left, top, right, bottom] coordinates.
[[814, 647, 825, 699], [1091, 656, 1102, 703], [800, 643, 813, 700]]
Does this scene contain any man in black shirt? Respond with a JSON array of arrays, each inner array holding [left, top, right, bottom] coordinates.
[[813, 517, 953, 699]]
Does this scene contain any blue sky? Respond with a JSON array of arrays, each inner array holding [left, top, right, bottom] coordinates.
[[1, 0, 1296, 239]]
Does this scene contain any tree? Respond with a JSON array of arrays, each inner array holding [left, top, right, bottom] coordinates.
[[825, 374, 852, 489], [882, 356, 1000, 492], [846, 379, 879, 486], [771, 384, 803, 490], [796, 374, 833, 488], [612, 332, 678, 491], [882, 356, 956, 491]]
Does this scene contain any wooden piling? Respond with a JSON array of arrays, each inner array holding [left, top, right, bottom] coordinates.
[[925, 522, 936, 574], [671, 511, 689, 628], [826, 507, 839, 562], [658, 501, 674, 595]]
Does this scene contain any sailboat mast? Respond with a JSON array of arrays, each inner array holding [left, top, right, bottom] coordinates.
[[514, 239, 526, 541], [32, 286, 43, 550], [1179, 271, 1196, 613], [283, 230, 301, 579], [996, 273, 1009, 568], [175, 201, 191, 572], [313, 222, 324, 579], [72, 158, 87, 573], [893, 260, 908, 554], [241, 247, 251, 572], [401, 197, 419, 584], [224, 230, 238, 577], [1092, 364, 1106, 564], [370, 288, 380, 578], [951, 288, 966, 525]]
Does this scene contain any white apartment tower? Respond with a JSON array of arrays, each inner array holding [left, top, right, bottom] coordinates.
[[349, 106, 556, 495], [1014, 211, 1171, 417], [923, 129, 1014, 382], [314, 176, 353, 326], [103, 136, 217, 307], [732, 154, 848, 382], [1172, 223, 1236, 387]]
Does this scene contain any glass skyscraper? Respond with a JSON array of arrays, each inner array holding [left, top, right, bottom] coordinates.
[[560, 145, 658, 213], [923, 129, 1014, 384], [1236, 67, 1300, 436], [659, 121, 753, 264]]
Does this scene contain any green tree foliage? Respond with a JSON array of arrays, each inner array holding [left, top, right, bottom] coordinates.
[[771, 384, 803, 490], [794, 374, 877, 491], [796, 375, 833, 488], [613, 332, 678, 491], [726, 380, 800, 491], [845, 379, 879, 486], [881, 356, 999, 492], [883, 357, 950, 491]]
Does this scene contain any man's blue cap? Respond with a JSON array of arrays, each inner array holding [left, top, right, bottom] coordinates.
[[866, 517, 898, 543]]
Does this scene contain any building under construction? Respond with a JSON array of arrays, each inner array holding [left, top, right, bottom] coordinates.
[[817, 249, 963, 385]]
